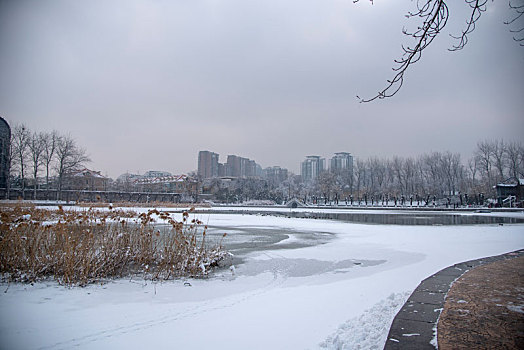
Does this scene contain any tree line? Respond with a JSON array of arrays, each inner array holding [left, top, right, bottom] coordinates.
[[6, 122, 523, 206], [8, 124, 90, 199], [204, 140, 523, 205], [312, 140, 523, 205]]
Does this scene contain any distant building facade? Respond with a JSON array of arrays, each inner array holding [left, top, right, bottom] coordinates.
[[0, 117, 10, 189], [198, 151, 261, 179], [264, 166, 288, 186], [114, 173, 143, 191], [143, 170, 172, 178], [198, 151, 219, 179], [301, 156, 325, 182], [226, 155, 261, 178], [135, 174, 198, 194], [63, 168, 109, 191], [330, 152, 353, 177]]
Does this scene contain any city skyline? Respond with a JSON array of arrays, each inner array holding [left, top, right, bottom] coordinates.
[[198, 149, 355, 181], [1, 1, 522, 179]]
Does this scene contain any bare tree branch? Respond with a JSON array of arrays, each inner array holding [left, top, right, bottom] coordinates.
[[505, 0, 524, 25], [358, 0, 449, 102], [55, 135, 91, 200], [449, 0, 488, 51], [505, 0, 524, 45], [357, 0, 521, 102], [28, 131, 45, 199], [42, 131, 59, 197], [11, 124, 30, 195]]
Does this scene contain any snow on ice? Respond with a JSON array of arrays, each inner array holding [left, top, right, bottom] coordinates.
[[0, 208, 523, 350]]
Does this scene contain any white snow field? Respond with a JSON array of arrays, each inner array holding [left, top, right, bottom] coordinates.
[[1, 210, 523, 350]]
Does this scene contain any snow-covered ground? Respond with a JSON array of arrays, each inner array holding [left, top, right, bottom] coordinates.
[[1, 210, 523, 350]]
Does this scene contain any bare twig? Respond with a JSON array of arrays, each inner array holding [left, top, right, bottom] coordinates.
[[357, 0, 522, 102], [359, 0, 449, 102], [449, 0, 488, 51], [505, 0, 524, 45]]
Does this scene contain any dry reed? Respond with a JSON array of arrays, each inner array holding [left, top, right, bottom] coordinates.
[[0, 205, 229, 286]]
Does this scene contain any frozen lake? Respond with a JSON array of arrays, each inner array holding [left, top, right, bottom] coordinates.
[[1, 208, 523, 350], [192, 207, 524, 225], [181, 208, 524, 259]]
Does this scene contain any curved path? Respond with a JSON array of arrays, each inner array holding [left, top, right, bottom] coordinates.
[[384, 249, 524, 349]]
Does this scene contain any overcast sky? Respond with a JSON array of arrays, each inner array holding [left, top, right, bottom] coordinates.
[[1, 0, 523, 178]]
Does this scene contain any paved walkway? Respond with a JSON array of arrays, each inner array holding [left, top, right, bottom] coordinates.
[[438, 255, 524, 349], [384, 249, 524, 349]]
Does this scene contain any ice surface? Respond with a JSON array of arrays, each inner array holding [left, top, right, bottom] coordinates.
[[0, 209, 523, 349]]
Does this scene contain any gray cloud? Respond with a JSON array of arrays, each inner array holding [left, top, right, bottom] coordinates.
[[1, 0, 522, 177]]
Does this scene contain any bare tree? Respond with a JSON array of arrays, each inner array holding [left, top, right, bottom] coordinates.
[[505, 140, 524, 178], [402, 157, 417, 195], [467, 156, 480, 193], [316, 171, 337, 204], [11, 124, 30, 197], [28, 131, 45, 199], [368, 157, 387, 195], [439, 152, 462, 195], [391, 156, 405, 195], [55, 135, 90, 200], [5, 131, 13, 199], [475, 140, 495, 194], [41, 131, 59, 197], [354, 158, 367, 198], [421, 152, 445, 195], [492, 139, 507, 182], [355, 0, 518, 102]]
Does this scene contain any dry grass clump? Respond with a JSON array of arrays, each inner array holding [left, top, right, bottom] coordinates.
[[0, 206, 229, 286], [0, 201, 36, 208]]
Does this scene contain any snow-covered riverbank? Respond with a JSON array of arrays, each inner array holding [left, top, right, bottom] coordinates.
[[1, 212, 523, 349]]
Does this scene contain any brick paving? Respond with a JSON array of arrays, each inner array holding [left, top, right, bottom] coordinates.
[[384, 250, 524, 350], [437, 255, 524, 349]]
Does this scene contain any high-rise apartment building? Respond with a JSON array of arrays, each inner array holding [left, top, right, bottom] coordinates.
[[198, 151, 219, 179], [226, 155, 242, 177], [264, 166, 288, 185], [226, 155, 260, 178], [198, 151, 261, 179], [330, 152, 353, 175], [301, 156, 325, 182]]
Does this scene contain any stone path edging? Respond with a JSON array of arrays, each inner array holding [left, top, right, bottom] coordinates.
[[383, 248, 524, 350]]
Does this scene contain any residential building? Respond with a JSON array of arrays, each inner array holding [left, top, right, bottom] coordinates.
[[226, 154, 261, 178], [144, 170, 172, 178], [135, 174, 198, 194], [226, 155, 242, 177], [301, 156, 325, 182], [264, 166, 288, 186], [330, 152, 353, 176], [63, 168, 109, 191], [198, 151, 219, 179], [198, 150, 261, 179], [114, 173, 143, 191]]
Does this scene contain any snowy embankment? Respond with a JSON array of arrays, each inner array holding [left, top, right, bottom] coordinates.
[[1, 211, 523, 350]]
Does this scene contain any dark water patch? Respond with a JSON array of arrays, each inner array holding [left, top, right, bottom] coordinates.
[[283, 212, 524, 225], [196, 210, 524, 225]]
